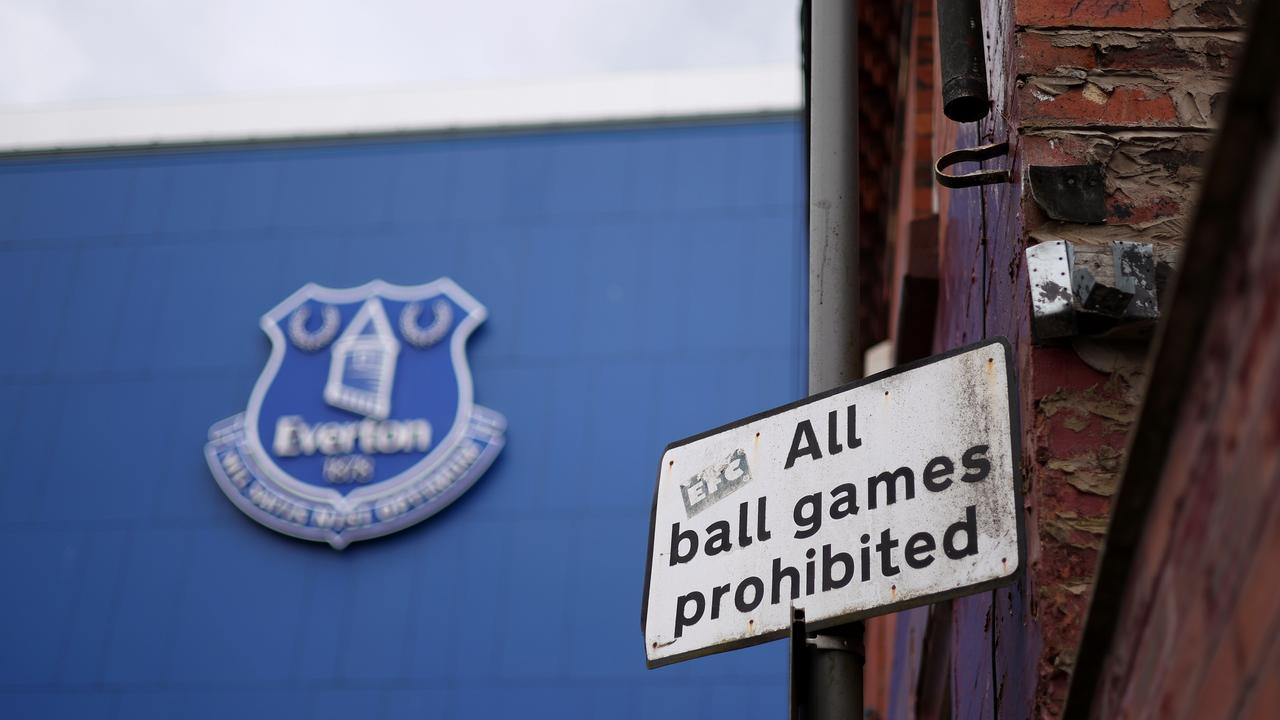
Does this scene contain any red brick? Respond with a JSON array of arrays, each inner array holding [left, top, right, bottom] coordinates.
[[1016, 0, 1248, 29], [1016, 30, 1244, 77], [1107, 190, 1184, 225], [1017, 0, 1172, 28], [1019, 83, 1182, 127], [1016, 133, 1097, 168], [1029, 347, 1109, 398], [1016, 32, 1096, 74]]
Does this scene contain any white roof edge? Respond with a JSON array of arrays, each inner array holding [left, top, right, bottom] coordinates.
[[0, 65, 801, 153]]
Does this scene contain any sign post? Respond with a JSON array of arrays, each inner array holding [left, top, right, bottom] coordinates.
[[805, 0, 865, 713], [642, 339, 1023, 669]]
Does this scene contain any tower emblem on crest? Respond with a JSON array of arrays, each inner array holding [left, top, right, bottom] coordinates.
[[323, 299, 400, 420], [205, 279, 506, 549]]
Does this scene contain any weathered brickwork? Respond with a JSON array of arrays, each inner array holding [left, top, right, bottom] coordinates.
[[1015, 0, 1250, 29], [872, 0, 1250, 718], [1078, 7, 1280, 714]]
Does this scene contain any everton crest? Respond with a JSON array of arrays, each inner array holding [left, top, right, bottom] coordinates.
[[205, 279, 506, 549]]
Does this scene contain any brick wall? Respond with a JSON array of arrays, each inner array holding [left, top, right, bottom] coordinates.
[[1067, 4, 1280, 715], [873, 1, 1250, 717]]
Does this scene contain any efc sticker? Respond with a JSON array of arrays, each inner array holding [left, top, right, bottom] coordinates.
[[205, 279, 506, 549], [680, 449, 751, 517]]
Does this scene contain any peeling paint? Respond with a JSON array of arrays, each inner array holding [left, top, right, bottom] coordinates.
[[885, 3, 1248, 718], [1062, 582, 1090, 596], [1063, 414, 1090, 432], [1043, 511, 1109, 549], [1040, 384, 1138, 426], [1038, 280, 1072, 304], [1081, 82, 1110, 105], [1047, 450, 1122, 496], [1019, 29, 1245, 77]]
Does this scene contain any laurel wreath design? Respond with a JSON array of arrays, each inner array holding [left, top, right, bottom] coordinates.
[[287, 304, 341, 352], [399, 299, 453, 348]]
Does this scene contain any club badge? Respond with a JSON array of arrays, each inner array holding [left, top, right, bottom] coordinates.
[[206, 279, 505, 548]]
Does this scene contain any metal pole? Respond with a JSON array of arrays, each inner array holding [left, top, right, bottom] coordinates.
[[807, 623, 864, 720], [809, 0, 862, 393], [802, 0, 863, 718]]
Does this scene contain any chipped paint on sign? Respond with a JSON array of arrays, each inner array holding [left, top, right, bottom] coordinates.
[[642, 339, 1024, 668], [1027, 241, 1077, 342], [681, 449, 752, 517]]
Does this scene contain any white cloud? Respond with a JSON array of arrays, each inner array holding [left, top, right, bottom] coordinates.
[[0, 0, 800, 108], [1, 0, 93, 106]]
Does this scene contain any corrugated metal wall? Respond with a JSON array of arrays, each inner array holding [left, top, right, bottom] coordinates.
[[0, 117, 805, 719]]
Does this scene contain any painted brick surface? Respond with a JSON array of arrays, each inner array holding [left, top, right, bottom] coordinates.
[[1015, 30, 1242, 76], [1089, 98, 1280, 720], [875, 0, 1248, 716], [1015, 0, 1250, 29]]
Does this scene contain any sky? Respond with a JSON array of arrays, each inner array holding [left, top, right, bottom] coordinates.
[[0, 0, 801, 109]]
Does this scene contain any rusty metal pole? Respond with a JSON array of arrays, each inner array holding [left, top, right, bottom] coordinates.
[[799, 0, 863, 718]]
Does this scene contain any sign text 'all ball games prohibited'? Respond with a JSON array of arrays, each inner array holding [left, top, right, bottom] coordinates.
[[642, 339, 1024, 668]]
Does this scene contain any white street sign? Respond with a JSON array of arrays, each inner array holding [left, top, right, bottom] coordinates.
[[642, 339, 1024, 668]]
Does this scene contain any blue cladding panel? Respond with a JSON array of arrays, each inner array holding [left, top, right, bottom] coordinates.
[[0, 117, 803, 719]]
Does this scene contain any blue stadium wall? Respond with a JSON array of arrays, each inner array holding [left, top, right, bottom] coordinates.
[[0, 116, 804, 718]]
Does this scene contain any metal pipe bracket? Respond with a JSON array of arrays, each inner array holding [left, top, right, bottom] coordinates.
[[935, 142, 1011, 189]]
